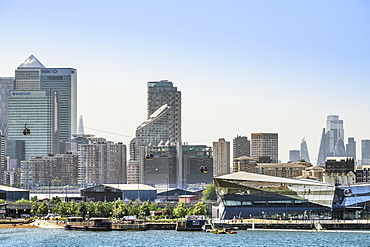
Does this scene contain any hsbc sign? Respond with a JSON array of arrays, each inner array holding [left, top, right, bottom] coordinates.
[[41, 69, 58, 74]]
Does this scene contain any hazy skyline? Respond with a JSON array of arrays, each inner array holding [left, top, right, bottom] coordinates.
[[1, 1, 369, 162]]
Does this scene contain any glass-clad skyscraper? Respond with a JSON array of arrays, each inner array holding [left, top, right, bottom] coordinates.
[[7, 90, 59, 159], [15, 55, 77, 142], [0, 77, 15, 140]]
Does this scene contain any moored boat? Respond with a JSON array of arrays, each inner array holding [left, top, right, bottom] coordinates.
[[65, 217, 112, 231]]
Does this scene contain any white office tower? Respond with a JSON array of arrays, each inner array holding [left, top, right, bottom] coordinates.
[[147, 80, 181, 144], [0, 77, 15, 140], [7, 90, 60, 159], [15, 55, 77, 142]]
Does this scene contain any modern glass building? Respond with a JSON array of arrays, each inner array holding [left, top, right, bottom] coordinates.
[[0, 77, 15, 141], [214, 172, 335, 219], [7, 90, 59, 159], [15, 55, 77, 142]]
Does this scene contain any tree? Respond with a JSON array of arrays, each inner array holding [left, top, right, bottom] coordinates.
[[139, 200, 151, 217], [37, 201, 49, 215], [50, 196, 62, 204], [30, 201, 39, 215], [192, 202, 208, 216], [31, 196, 38, 202], [202, 183, 217, 201], [173, 202, 189, 218], [162, 203, 173, 218]]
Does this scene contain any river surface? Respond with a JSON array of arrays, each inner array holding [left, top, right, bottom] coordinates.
[[1, 228, 370, 247]]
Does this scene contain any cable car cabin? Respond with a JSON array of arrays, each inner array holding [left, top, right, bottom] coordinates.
[[146, 153, 154, 160], [23, 124, 31, 135], [200, 165, 208, 173]]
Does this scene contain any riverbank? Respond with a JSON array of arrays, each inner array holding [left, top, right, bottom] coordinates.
[[0, 219, 63, 229]]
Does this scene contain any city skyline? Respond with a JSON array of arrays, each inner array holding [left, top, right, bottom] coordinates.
[[0, 1, 369, 162]]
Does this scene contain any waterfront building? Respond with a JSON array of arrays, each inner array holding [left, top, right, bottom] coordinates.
[[20, 153, 79, 188], [233, 156, 256, 173], [15, 55, 77, 142], [213, 138, 230, 176], [317, 115, 344, 166], [251, 133, 278, 163], [0, 131, 4, 184], [78, 142, 126, 187], [324, 157, 356, 186], [0, 77, 15, 141], [81, 184, 157, 202], [346, 137, 356, 160], [214, 171, 335, 219], [361, 140, 370, 165], [147, 80, 181, 144], [233, 135, 250, 159], [300, 138, 310, 162], [256, 160, 312, 179], [144, 143, 213, 189], [7, 90, 59, 159], [289, 150, 300, 162], [355, 164, 370, 183]]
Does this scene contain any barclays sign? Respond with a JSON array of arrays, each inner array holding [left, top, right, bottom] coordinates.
[[12, 92, 31, 96]]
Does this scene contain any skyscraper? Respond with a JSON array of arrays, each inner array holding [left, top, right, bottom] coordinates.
[[147, 80, 181, 144], [7, 90, 59, 159], [0, 77, 15, 141], [289, 150, 300, 162], [15, 55, 77, 142], [251, 133, 278, 163], [362, 140, 370, 165], [300, 138, 310, 162], [317, 115, 344, 166], [78, 115, 85, 135], [233, 135, 250, 159], [346, 137, 356, 160], [213, 138, 230, 176]]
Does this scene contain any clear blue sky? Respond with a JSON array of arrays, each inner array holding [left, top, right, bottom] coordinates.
[[1, 0, 369, 163]]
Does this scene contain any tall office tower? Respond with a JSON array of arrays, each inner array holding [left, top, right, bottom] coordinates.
[[362, 140, 370, 165], [251, 133, 278, 163], [346, 137, 356, 160], [78, 142, 126, 187], [147, 80, 181, 144], [300, 138, 310, 162], [77, 115, 85, 135], [15, 55, 44, 90], [289, 150, 300, 162], [0, 77, 15, 140], [0, 131, 5, 184], [317, 115, 344, 166], [7, 90, 60, 159], [334, 138, 346, 156], [15, 55, 77, 142], [233, 135, 250, 159], [213, 138, 230, 176]]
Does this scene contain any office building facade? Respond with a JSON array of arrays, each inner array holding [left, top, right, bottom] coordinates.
[[0, 77, 15, 141], [15, 55, 77, 142], [346, 137, 356, 160], [213, 138, 230, 177], [7, 90, 59, 159], [300, 138, 310, 162], [289, 150, 300, 162], [78, 142, 126, 187], [317, 115, 344, 166], [251, 133, 278, 163], [233, 135, 250, 159], [362, 140, 370, 165]]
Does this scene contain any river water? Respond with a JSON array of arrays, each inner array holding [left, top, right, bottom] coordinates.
[[1, 228, 370, 246]]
